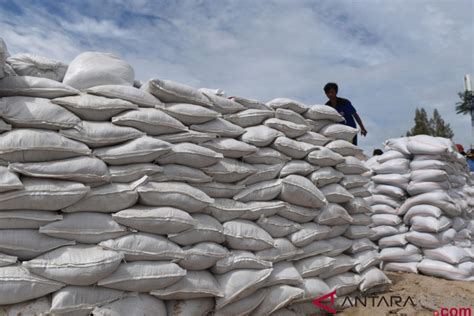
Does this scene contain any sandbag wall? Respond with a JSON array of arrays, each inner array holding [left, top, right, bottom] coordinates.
[[0, 47, 390, 315], [365, 136, 474, 281]]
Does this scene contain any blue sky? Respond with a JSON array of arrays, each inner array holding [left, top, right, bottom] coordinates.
[[1, 0, 473, 154]]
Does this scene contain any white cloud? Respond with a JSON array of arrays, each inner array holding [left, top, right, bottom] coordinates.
[[0, 0, 472, 154]]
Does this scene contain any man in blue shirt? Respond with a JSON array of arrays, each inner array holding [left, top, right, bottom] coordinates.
[[324, 82, 367, 145]]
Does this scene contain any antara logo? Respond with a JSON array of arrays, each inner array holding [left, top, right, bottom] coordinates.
[[312, 291, 416, 314]]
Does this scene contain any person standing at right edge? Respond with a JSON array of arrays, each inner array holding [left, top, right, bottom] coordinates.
[[324, 82, 367, 145]]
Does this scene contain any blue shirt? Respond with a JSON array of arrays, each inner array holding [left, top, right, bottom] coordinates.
[[467, 158, 474, 172], [325, 97, 357, 128]]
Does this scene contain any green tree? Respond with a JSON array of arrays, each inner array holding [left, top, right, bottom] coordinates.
[[406, 107, 454, 139], [455, 91, 471, 115]]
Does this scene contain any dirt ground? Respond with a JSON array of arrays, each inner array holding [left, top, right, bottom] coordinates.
[[338, 272, 474, 316]]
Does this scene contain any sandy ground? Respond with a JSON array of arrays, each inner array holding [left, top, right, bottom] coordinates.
[[338, 272, 474, 316]]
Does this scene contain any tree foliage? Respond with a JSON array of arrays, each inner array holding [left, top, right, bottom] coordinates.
[[455, 91, 472, 115], [406, 107, 454, 138]]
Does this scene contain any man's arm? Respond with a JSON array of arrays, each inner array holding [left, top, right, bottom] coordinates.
[[353, 112, 367, 136]]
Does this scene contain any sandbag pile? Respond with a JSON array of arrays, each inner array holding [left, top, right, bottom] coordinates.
[[366, 136, 474, 281], [0, 42, 390, 315]]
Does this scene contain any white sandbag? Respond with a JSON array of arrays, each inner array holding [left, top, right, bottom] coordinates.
[[112, 108, 188, 135], [0, 210, 62, 229], [50, 286, 123, 315], [39, 212, 130, 243], [359, 268, 391, 292], [379, 244, 422, 263], [320, 183, 354, 203], [9, 156, 110, 184], [238, 163, 283, 186], [257, 215, 302, 238], [0, 118, 12, 132], [336, 156, 369, 174], [280, 160, 316, 177], [405, 135, 453, 155], [264, 118, 309, 138], [179, 242, 229, 270], [262, 261, 303, 287], [109, 163, 163, 183], [306, 146, 345, 167], [0, 229, 75, 260], [0, 266, 64, 305], [240, 125, 283, 147], [272, 136, 315, 159], [410, 159, 455, 174], [60, 121, 144, 148], [382, 262, 418, 274], [324, 236, 353, 256], [190, 118, 245, 137], [113, 206, 195, 234], [252, 285, 304, 315], [346, 238, 378, 254], [7, 53, 67, 81], [1, 96, 80, 130], [98, 261, 186, 292], [423, 245, 471, 265], [417, 259, 471, 281], [319, 255, 357, 279], [142, 79, 211, 106], [348, 185, 371, 198], [0, 177, 89, 210], [376, 150, 408, 163], [371, 204, 398, 215], [267, 98, 308, 114], [242, 147, 291, 164], [166, 298, 214, 316], [63, 52, 134, 90], [405, 229, 456, 249], [340, 175, 370, 189], [275, 108, 308, 125], [326, 140, 363, 157], [212, 250, 272, 274], [411, 169, 449, 183], [0, 253, 17, 267], [52, 93, 138, 121], [296, 131, 331, 146], [278, 204, 318, 223], [410, 216, 452, 233], [378, 233, 408, 248], [150, 271, 222, 300], [242, 201, 287, 221], [371, 214, 402, 226], [230, 96, 272, 110], [22, 245, 123, 286], [63, 180, 143, 213], [325, 273, 361, 296], [407, 181, 451, 196], [397, 191, 461, 217], [371, 184, 406, 199], [156, 142, 223, 168], [234, 179, 282, 202], [304, 104, 343, 121], [344, 225, 374, 240], [0, 76, 79, 98], [343, 197, 371, 214], [201, 138, 258, 158], [309, 167, 343, 188], [193, 182, 245, 199], [98, 233, 185, 261], [0, 166, 23, 192], [138, 181, 214, 212], [280, 175, 327, 208], [288, 223, 331, 247], [205, 199, 250, 222], [201, 91, 245, 114], [224, 109, 274, 127], [1, 296, 51, 316], [372, 158, 411, 174], [92, 293, 167, 316], [93, 136, 171, 165], [294, 255, 335, 278], [0, 129, 90, 163], [319, 124, 358, 142], [85, 84, 162, 107], [353, 250, 381, 273], [168, 214, 225, 245], [372, 173, 410, 190], [215, 268, 272, 309], [256, 238, 303, 262], [150, 164, 212, 183], [292, 278, 331, 305], [223, 219, 275, 251], [317, 203, 353, 225], [370, 225, 404, 241], [214, 288, 266, 316], [292, 240, 333, 261], [162, 103, 219, 124], [202, 158, 255, 183]]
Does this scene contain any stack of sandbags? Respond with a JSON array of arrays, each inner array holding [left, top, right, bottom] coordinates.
[[369, 136, 474, 281], [0, 45, 391, 315]]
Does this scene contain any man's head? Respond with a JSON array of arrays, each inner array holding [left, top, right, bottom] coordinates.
[[324, 82, 338, 101]]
